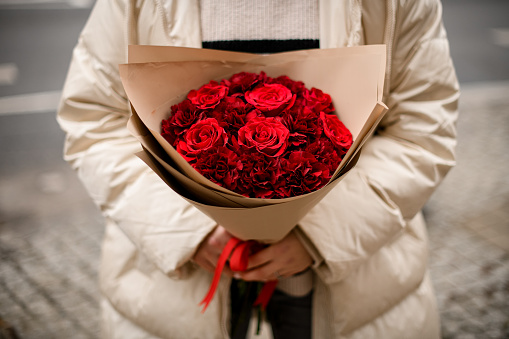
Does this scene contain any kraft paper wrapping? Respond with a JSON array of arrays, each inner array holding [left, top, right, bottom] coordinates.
[[120, 45, 388, 243]]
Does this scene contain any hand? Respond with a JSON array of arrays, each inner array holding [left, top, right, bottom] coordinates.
[[234, 231, 312, 282], [193, 225, 234, 276]]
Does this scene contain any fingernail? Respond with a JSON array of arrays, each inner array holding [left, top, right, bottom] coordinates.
[[233, 273, 242, 279]]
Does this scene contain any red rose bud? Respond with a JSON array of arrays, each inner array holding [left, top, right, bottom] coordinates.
[[320, 112, 353, 151], [177, 118, 227, 161], [238, 117, 290, 157], [245, 83, 295, 117], [187, 81, 229, 109]]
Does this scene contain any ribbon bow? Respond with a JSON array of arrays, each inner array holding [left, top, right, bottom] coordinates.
[[199, 237, 278, 313]]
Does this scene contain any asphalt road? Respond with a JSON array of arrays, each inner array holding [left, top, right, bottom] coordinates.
[[0, 3, 93, 177], [441, 0, 509, 83]]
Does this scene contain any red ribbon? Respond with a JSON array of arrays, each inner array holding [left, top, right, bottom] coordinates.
[[253, 280, 278, 309], [199, 237, 278, 313]]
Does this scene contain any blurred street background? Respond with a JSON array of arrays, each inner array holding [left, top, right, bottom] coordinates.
[[0, 0, 508, 338]]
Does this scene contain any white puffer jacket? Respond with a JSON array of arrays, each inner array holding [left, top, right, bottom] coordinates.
[[57, 0, 459, 338]]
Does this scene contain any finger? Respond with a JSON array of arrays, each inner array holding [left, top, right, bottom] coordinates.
[[193, 225, 236, 275], [208, 226, 233, 250], [237, 262, 284, 282], [194, 246, 221, 271], [245, 247, 275, 270], [195, 254, 234, 277]]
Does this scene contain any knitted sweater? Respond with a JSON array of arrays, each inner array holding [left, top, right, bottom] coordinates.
[[200, 0, 319, 53]]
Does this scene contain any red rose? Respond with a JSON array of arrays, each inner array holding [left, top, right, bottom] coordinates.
[[320, 112, 353, 151], [304, 87, 334, 114], [187, 81, 228, 109], [245, 83, 295, 117], [177, 118, 227, 161], [238, 117, 289, 157], [161, 100, 204, 146]]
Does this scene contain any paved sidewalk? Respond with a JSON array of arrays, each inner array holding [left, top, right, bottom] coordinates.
[[425, 81, 509, 338], [0, 81, 508, 338]]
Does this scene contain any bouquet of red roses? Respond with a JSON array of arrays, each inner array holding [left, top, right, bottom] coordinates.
[[160, 71, 353, 199], [121, 45, 387, 242]]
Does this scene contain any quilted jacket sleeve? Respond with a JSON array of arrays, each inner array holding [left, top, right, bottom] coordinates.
[[298, 0, 459, 283], [57, 0, 216, 278]]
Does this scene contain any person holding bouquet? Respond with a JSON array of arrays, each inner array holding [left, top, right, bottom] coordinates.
[[57, 1, 459, 338]]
